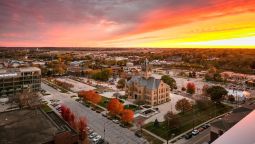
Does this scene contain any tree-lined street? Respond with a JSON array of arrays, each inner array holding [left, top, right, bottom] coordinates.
[[41, 82, 147, 144]]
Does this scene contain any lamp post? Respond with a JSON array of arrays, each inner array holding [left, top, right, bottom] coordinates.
[[192, 104, 194, 130]]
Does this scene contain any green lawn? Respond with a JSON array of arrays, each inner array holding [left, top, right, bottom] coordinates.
[[144, 103, 232, 140], [98, 96, 110, 108], [142, 130, 164, 144], [41, 104, 52, 113], [124, 104, 140, 111]]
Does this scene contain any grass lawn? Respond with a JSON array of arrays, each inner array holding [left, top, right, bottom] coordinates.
[[41, 104, 52, 113], [98, 96, 110, 108], [144, 103, 232, 140], [124, 104, 140, 111], [142, 130, 164, 144]]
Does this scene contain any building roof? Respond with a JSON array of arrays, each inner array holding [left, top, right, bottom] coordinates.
[[127, 76, 162, 90], [0, 67, 41, 78], [211, 106, 253, 131], [213, 110, 255, 144], [0, 109, 59, 144]]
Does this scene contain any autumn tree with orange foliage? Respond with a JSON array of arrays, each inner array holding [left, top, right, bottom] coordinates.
[[107, 98, 124, 116], [186, 82, 196, 94], [121, 109, 134, 123], [79, 90, 102, 105]]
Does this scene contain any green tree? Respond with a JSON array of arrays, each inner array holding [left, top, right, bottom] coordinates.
[[153, 119, 160, 128], [207, 86, 228, 103], [117, 79, 126, 89], [161, 75, 177, 90], [92, 69, 112, 81]]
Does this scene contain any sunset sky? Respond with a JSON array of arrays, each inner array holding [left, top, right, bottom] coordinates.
[[0, 0, 255, 48]]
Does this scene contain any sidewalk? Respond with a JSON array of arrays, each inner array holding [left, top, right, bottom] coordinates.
[[142, 128, 167, 144], [169, 111, 231, 143]]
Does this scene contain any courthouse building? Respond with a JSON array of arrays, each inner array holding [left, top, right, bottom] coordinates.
[[125, 59, 170, 106]]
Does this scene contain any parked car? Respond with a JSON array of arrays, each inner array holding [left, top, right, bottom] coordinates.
[[198, 127, 204, 132], [192, 129, 199, 135], [89, 132, 97, 139], [112, 119, 120, 124], [135, 130, 142, 138], [93, 135, 102, 142], [184, 133, 193, 139], [107, 116, 113, 120], [120, 123, 128, 128], [88, 129, 93, 134], [97, 139, 109, 144], [202, 124, 210, 129]]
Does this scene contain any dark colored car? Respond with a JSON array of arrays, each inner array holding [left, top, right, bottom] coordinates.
[[135, 131, 142, 138], [96, 139, 109, 144], [184, 132, 193, 139], [202, 124, 210, 129], [107, 116, 113, 120], [120, 123, 128, 128]]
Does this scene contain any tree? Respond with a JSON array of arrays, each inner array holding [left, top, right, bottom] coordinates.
[[175, 98, 192, 113], [228, 95, 235, 103], [92, 68, 112, 81], [121, 109, 134, 123], [79, 90, 102, 106], [164, 111, 180, 129], [90, 93, 102, 106], [77, 117, 87, 141], [202, 84, 209, 96], [161, 75, 177, 90], [107, 98, 124, 116], [16, 89, 41, 108], [207, 86, 228, 103], [117, 79, 126, 89], [196, 100, 211, 110], [186, 82, 195, 94], [250, 61, 255, 70], [153, 119, 160, 128]]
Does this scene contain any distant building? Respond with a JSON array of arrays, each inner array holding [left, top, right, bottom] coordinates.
[[125, 59, 170, 106], [126, 62, 134, 67], [0, 67, 41, 97]]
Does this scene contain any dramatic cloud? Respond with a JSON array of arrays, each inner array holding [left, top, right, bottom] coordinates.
[[0, 0, 254, 48]]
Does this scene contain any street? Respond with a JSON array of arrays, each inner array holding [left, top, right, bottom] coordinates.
[[174, 128, 210, 144], [41, 82, 148, 144], [184, 129, 210, 144]]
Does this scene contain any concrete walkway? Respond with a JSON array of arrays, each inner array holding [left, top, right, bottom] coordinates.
[[142, 128, 167, 144], [169, 111, 232, 143]]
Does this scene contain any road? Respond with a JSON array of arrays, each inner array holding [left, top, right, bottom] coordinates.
[[175, 128, 210, 144], [184, 129, 210, 144], [41, 82, 148, 144]]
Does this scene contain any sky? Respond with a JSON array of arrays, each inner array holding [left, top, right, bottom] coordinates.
[[0, 0, 255, 48]]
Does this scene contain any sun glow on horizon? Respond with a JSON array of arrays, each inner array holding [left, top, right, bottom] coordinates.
[[0, 0, 255, 48]]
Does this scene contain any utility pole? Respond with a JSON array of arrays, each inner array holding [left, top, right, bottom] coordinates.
[[192, 104, 194, 130]]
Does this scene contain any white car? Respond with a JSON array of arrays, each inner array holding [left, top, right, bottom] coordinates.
[[112, 119, 119, 124], [192, 129, 199, 135], [89, 132, 97, 139], [92, 135, 101, 142]]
